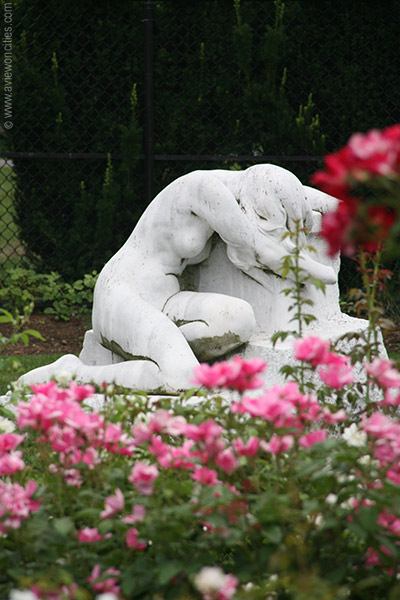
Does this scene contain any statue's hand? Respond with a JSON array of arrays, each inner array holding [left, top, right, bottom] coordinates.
[[253, 234, 336, 285]]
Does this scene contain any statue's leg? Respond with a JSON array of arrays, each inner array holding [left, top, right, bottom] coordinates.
[[17, 353, 167, 392], [18, 293, 200, 392], [163, 291, 256, 361], [92, 290, 200, 390]]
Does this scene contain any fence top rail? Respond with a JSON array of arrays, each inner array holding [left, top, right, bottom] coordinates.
[[0, 152, 324, 162]]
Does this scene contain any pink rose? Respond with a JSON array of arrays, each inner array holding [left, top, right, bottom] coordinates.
[[77, 526, 111, 543], [298, 430, 327, 448], [192, 362, 235, 389], [88, 565, 120, 595], [232, 436, 259, 456], [100, 488, 125, 519], [191, 466, 221, 486], [126, 527, 146, 550], [192, 357, 266, 392], [318, 357, 354, 389], [293, 336, 331, 366], [312, 125, 400, 256], [0, 480, 40, 534], [215, 448, 238, 474], [122, 503, 146, 524], [0, 451, 25, 476], [261, 435, 294, 455], [129, 461, 159, 495], [0, 433, 25, 454], [365, 358, 400, 389]]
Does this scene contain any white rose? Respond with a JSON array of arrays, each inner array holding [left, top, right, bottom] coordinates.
[[194, 567, 227, 592], [9, 590, 38, 600], [326, 493, 338, 505], [342, 423, 367, 447], [56, 370, 72, 386], [0, 416, 15, 433]]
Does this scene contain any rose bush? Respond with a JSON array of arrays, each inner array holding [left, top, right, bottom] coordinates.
[[1, 345, 400, 600], [311, 124, 400, 256], [2, 125, 400, 600]]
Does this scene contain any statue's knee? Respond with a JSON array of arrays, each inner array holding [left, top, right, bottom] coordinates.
[[234, 299, 256, 340], [210, 297, 255, 341], [188, 298, 255, 363]]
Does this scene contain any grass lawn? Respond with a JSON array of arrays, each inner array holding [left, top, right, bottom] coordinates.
[[0, 353, 64, 395]]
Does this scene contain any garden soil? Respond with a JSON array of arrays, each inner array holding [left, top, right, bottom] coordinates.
[[0, 313, 399, 357], [0, 314, 88, 356]]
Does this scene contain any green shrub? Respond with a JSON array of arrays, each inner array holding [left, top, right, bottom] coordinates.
[[41, 270, 99, 321], [8, 0, 144, 280], [0, 305, 45, 383], [7, 0, 398, 280], [7, 0, 325, 279], [0, 266, 98, 321]]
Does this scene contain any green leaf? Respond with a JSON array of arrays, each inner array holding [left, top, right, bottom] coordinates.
[[280, 364, 296, 376], [326, 564, 347, 585], [303, 314, 317, 325], [0, 405, 15, 421], [264, 524, 282, 544], [157, 560, 183, 585], [376, 534, 399, 558], [53, 516, 74, 536], [271, 330, 295, 346], [347, 520, 367, 540], [98, 519, 113, 535], [0, 312, 12, 323], [19, 333, 29, 345], [23, 329, 46, 341], [357, 506, 380, 534], [75, 508, 100, 520], [122, 561, 153, 596], [310, 276, 326, 292]]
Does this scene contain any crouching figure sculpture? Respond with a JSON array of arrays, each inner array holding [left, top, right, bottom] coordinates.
[[19, 164, 340, 393]]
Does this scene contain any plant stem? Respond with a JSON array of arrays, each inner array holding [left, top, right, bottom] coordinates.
[[293, 222, 303, 339], [359, 249, 382, 360]]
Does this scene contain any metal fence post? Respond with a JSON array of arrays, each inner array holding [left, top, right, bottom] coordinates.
[[144, 0, 154, 204]]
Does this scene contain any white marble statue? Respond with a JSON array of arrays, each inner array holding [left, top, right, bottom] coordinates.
[[19, 164, 352, 393]]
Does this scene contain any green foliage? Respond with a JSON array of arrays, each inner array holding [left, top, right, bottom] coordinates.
[[0, 166, 19, 256], [6, 0, 326, 278], [3, 0, 399, 279], [0, 353, 63, 396], [8, 0, 144, 280], [0, 266, 37, 313], [41, 270, 99, 321], [0, 266, 98, 321], [0, 305, 45, 383], [272, 221, 325, 345], [2, 211, 400, 598], [1, 382, 400, 599], [0, 304, 44, 352]]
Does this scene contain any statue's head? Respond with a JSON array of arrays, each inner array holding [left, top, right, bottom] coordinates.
[[239, 164, 314, 238]]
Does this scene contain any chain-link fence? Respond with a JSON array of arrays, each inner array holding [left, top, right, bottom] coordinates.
[[1, 0, 399, 276]]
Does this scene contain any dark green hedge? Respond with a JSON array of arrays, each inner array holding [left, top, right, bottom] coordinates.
[[7, 0, 400, 279]]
